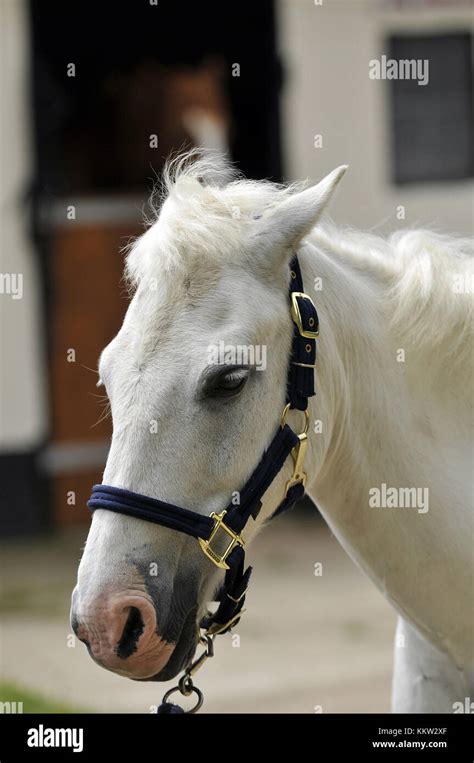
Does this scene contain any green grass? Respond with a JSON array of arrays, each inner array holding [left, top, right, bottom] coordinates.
[[0, 681, 86, 714]]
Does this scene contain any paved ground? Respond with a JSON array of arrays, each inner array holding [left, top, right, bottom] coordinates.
[[0, 513, 396, 713]]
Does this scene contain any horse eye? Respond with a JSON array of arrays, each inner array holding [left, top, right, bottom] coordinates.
[[204, 368, 250, 399]]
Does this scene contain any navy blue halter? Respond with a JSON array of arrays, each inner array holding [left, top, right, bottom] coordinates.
[[88, 255, 318, 639]]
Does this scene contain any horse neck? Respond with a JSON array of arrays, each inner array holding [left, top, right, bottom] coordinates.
[[298, 234, 398, 486], [295, 232, 472, 661], [297, 234, 415, 542]]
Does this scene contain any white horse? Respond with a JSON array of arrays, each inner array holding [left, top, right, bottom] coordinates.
[[72, 153, 473, 712]]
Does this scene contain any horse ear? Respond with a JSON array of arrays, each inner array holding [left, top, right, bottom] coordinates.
[[253, 165, 348, 264]]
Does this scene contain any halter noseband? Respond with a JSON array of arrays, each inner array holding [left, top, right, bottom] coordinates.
[[87, 254, 318, 709]]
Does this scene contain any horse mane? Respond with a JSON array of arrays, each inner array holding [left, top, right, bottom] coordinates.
[[387, 229, 472, 366], [312, 222, 473, 366]]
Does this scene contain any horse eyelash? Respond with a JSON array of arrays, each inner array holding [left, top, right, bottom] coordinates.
[[225, 369, 248, 380]]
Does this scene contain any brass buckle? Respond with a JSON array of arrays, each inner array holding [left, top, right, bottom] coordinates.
[[198, 510, 244, 570], [291, 292, 319, 338], [281, 404, 310, 497]]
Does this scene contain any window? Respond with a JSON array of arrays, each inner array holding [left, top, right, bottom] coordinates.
[[389, 33, 473, 184]]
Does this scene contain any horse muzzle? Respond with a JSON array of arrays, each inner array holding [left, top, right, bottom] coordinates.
[[71, 587, 198, 681]]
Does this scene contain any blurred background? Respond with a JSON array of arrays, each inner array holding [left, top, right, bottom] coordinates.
[[0, 0, 472, 713]]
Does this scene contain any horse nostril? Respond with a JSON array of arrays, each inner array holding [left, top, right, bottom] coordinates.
[[116, 606, 145, 659], [71, 613, 89, 647]]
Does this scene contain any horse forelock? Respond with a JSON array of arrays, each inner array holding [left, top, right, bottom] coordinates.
[[124, 150, 305, 290]]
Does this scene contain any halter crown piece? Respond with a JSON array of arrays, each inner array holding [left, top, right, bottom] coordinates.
[[87, 255, 319, 713]]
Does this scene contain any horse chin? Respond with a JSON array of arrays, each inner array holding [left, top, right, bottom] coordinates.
[[135, 607, 199, 682]]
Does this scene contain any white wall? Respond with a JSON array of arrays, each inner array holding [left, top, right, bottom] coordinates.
[[278, 0, 473, 235], [0, 0, 47, 450]]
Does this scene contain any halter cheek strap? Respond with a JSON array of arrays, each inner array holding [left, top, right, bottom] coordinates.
[[87, 254, 318, 638]]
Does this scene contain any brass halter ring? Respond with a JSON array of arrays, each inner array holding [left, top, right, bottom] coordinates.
[[161, 675, 204, 714], [280, 403, 310, 435], [280, 404, 310, 496]]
